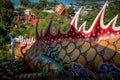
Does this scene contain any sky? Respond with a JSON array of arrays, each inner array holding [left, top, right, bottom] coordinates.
[[11, 0, 108, 5], [11, 0, 77, 5]]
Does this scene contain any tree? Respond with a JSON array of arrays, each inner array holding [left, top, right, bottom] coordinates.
[[0, 0, 14, 60], [104, 0, 120, 26], [76, 0, 86, 5], [54, 0, 58, 6], [16, 8, 25, 15], [39, 0, 48, 9], [67, 7, 75, 16], [77, 0, 120, 30], [0, 0, 14, 42], [92, 3, 100, 10], [20, 0, 31, 7]]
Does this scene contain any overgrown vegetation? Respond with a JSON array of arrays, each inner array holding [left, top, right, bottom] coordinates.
[[11, 11, 71, 38], [78, 1, 120, 30], [0, 0, 14, 61]]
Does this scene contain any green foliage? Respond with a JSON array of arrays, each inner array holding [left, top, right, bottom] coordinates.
[[20, 0, 31, 7], [91, 3, 101, 10], [16, 8, 25, 14], [67, 7, 75, 16], [29, 0, 57, 10], [77, 1, 120, 30], [7, 0, 120, 61], [0, 0, 13, 23], [0, 0, 14, 60], [11, 0, 120, 38], [11, 20, 32, 38], [106, 1, 120, 26], [78, 10, 99, 30], [47, 0, 58, 8], [33, 9, 49, 19], [31, 0, 48, 10], [37, 14, 71, 34]]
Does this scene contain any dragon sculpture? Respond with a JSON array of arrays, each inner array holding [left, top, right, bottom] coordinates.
[[13, 36, 35, 57], [0, 1, 120, 80]]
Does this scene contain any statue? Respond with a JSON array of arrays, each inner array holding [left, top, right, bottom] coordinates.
[[1, 1, 120, 80], [25, 1, 120, 79], [8, 33, 15, 59]]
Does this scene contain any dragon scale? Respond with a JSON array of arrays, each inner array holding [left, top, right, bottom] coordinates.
[[25, 1, 120, 79], [27, 36, 120, 68], [2, 1, 120, 80]]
